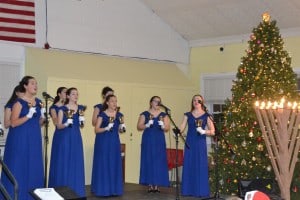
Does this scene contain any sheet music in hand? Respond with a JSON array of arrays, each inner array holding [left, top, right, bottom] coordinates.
[[33, 188, 64, 200]]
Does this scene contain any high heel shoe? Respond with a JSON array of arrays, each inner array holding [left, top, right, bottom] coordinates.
[[153, 186, 160, 193], [147, 185, 154, 193]]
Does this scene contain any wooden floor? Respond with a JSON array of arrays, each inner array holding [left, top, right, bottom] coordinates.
[[83, 183, 283, 200], [84, 183, 223, 200], [33, 183, 282, 200]]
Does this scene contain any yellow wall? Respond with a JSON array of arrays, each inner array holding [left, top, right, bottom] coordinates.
[[24, 36, 300, 185], [25, 48, 196, 184], [189, 37, 300, 92]]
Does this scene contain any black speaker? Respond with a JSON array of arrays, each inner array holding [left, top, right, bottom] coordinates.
[[238, 179, 276, 198], [30, 186, 86, 200]]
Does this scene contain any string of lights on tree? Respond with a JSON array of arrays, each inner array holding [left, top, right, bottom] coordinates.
[[209, 12, 300, 198]]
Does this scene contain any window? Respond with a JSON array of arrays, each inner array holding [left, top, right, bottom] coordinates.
[[297, 77, 300, 92], [201, 73, 234, 153]]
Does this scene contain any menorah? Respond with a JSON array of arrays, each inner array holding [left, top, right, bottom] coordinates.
[[254, 98, 300, 200]]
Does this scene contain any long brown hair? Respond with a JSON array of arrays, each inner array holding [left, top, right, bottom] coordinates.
[[53, 87, 67, 105], [149, 96, 161, 109], [102, 94, 116, 111], [19, 75, 35, 93], [190, 94, 204, 112], [64, 87, 77, 105]]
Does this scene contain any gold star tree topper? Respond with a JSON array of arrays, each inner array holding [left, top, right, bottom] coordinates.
[[262, 12, 271, 22]]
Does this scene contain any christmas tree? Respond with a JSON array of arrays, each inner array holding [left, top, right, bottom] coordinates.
[[209, 12, 300, 199]]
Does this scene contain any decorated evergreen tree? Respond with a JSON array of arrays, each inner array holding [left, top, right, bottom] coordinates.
[[209, 13, 300, 199]]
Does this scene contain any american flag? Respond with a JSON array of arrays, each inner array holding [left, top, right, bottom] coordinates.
[[0, 0, 35, 43]]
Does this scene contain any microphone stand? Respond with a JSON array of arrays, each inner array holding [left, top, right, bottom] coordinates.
[[42, 96, 51, 187], [201, 104, 235, 200], [162, 107, 189, 200]]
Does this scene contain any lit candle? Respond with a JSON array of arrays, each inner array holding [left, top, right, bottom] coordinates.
[[260, 101, 266, 109], [292, 102, 297, 110], [266, 101, 272, 109], [255, 101, 259, 107]]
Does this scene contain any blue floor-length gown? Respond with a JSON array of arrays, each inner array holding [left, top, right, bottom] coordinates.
[[181, 112, 210, 197], [48, 105, 85, 197], [1, 98, 44, 200], [91, 111, 123, 196], [139, 111, 169, 187], [48, 104, 63, 186]]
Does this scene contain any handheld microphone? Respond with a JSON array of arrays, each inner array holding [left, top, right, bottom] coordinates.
[[158, 102, 171, 111], [42, 92, 54, 101]]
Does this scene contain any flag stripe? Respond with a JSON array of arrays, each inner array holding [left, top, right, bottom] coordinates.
[[0, 30, 34, 38], [0, 35, 35, 43], [0, 0, 34, 7], [0, 26, 35, 34], [0, 2, 35, 12], [0, 0, 35, 43], [0, 12, 35, 21], [0, 17, 34, 25], [0, 21, 34, 29], [0, 7, 34, 16]]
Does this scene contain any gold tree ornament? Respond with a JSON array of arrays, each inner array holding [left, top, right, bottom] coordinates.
[[262, 12, 271, 22]]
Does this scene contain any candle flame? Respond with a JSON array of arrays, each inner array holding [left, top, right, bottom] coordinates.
[[255, 98, 299, 110], [266, 101, 272, 109], [255, 101, 259, 107], [292, 102, 297, 109], [261, 101, 266, 109]]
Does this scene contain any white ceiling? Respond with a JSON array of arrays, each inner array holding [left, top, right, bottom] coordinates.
[[141, 0, 300, 46]]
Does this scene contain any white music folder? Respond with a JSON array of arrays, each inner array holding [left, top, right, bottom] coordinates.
[[33, 188, 64, 200]]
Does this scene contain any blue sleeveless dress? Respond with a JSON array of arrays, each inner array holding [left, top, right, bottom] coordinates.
[[47, 105, 85, 197], [94, 103, 103, 111], [181, 112, 210, 197], [1, 98, 44, 200], [4, 101, 13, 111], [48, 104, 63, 186], [91, 111, 123, 196], [139, 111, 169, 187]]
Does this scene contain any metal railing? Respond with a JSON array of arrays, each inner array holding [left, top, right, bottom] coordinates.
[[0, 157, 18, 200]]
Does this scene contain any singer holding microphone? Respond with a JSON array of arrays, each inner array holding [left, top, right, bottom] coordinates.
[[91, 94, 124, 197], [137, 96, 170, 193], [179, 94, 215, 198]]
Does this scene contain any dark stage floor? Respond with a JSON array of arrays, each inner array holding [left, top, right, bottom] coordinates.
[[32, 183, 283, 200], [84, 183, 222, 200]]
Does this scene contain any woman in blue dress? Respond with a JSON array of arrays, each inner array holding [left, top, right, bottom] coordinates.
[[1, 76, 45, 200], [91, 94, 124, 197], [3, 85, 23, 129], [92, 86, 114, 127], [137, 96, 170, 193], [179, 94, 215, 198], [51, 87, 85, 197], [48, 87, 67, 187]]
